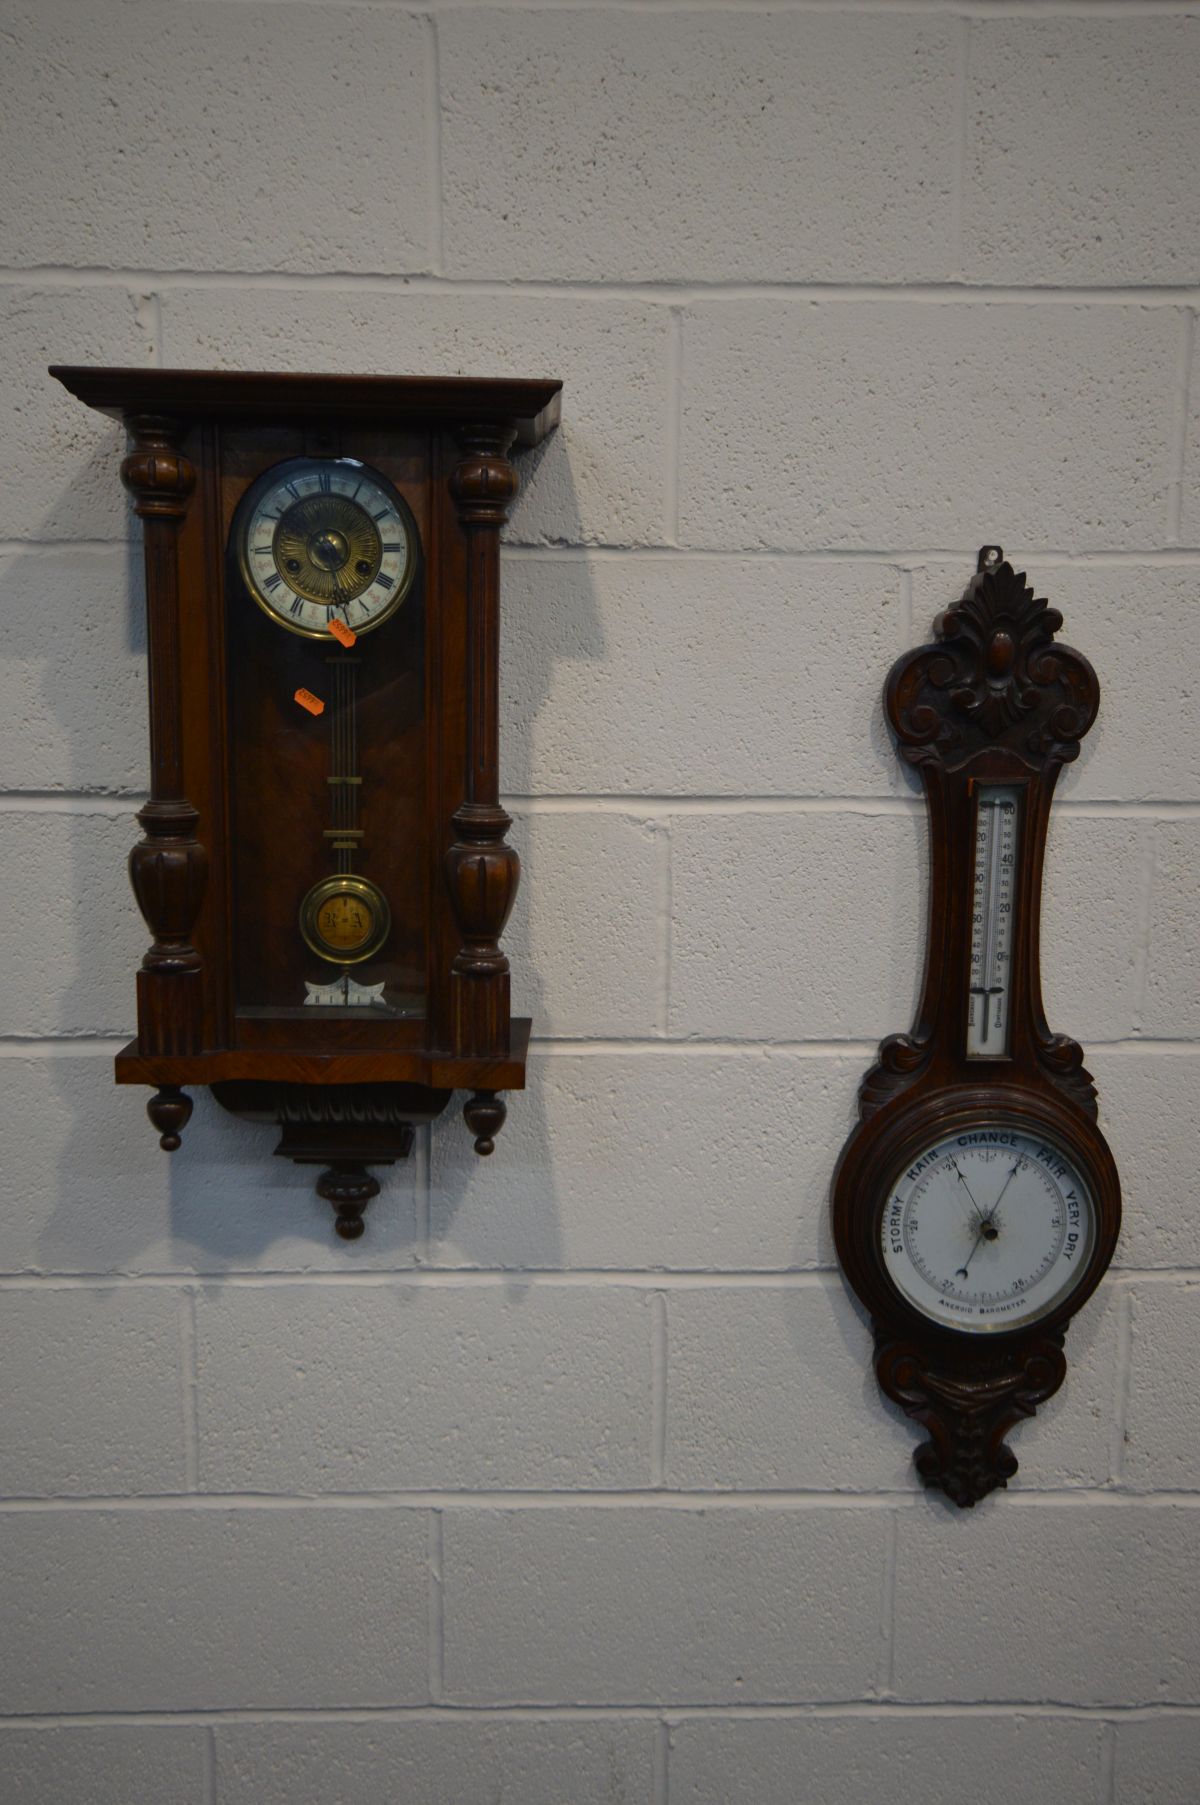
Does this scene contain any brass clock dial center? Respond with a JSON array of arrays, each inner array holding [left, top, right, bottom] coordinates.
[[236, 456, 418, 638], [308, 527, 350, 572]]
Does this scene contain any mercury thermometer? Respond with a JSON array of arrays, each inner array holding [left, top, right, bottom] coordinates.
[[966, 784, 1020, 1057]]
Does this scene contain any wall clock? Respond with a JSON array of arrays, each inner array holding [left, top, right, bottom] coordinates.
[[832, 548, 1120, 1506], [51, 368, 561, 1239]]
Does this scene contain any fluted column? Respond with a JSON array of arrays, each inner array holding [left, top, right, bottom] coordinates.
[[121, 415, 208, 1069], [444, 423, 520, 1059]]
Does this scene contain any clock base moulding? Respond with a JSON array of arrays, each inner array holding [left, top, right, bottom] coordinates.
[[52, 366, 560, 1242], [119, 1025, 532, 1240]]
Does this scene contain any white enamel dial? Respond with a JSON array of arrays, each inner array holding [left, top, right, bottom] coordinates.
[[880, 1123, 1096, 1332], [237, 457, 417, 638]]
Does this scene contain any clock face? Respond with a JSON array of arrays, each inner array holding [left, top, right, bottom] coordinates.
[[237, 456, 418, 639], [880, 1123, 1097, 1333]]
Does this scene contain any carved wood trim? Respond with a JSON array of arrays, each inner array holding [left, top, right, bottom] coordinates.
[[445, 424, 521, 1063], [876, 1327, 1067, 1507]]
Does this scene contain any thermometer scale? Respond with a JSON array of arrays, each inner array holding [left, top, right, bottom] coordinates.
[[966, 784, 1020, 1058]]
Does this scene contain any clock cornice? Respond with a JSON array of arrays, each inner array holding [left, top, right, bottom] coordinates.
[[49, 366, 563, 447]]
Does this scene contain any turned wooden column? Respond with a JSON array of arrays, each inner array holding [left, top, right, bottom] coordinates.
[[121, 415, 208, 1077], [444, 422, 520, 1059]]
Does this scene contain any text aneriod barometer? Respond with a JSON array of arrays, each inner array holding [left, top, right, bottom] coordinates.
[[832, 548, 1120, 1506], [51, 367, 561, 1240]]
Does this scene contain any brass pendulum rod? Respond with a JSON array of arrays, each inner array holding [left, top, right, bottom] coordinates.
[[325, 656, 362, 876]]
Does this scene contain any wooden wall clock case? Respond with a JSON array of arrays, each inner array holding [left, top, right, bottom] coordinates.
[[51, 368, 561, 1239], [832, 548, 1121, 1506]]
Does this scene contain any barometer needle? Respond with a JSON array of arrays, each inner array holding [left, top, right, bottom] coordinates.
[[987, 1162, 1021, 1224], [949, 1158, 984, 1224], [956, 1226, 987, 1280], [955, 1166, 1014, 1279]]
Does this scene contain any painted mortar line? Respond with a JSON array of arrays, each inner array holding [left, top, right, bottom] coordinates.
[[8, 791, 1200, 822], [899, 566, 914, 646], [664, 305, 684, 546], [511, 796, 1200, 817], [530, 1032, 1200, 1052], [23, 791, 1200, 820], [0, 1491, 915, 1513], [422, 10, 444, 277], [413, 1120, 432, 1261], [3, 1487, 1198, 1514], [1167, 307, 1196, 544], [949, 15, 970, 281], [877, 1509, 900, 1698], [1102, 1718, 1117, 1805], [1112, 1285, 1135, 1488], [1131, 828, 1158, 1036], [44, 0, 1197, 13], [411, 0, 1200, 12], [0, 1035, 131, 1056], [6, 1260, 1200, 1289], [4, 1701, 1200, 1730], [0, 1270, 846, 1292], [0, 539, 132, 555], [204, 1725, 217, 1805], [134, 0, 1200, 12], [180, 1289, 200, 1493], [506, 545, 1200, 565], [654, 1715, 669, 1805], [0, 794, 144, 815], [428, 1509, 445, 1703], [131, 292, 158, 366], [10, 539, 1200, 566], [651, 1291, 668, 1488], [3, 1032, 1199, 1061], [7, 1031, 1200, 1061], [8, 264, 1200, 303], [655, 818, 673, 1037]]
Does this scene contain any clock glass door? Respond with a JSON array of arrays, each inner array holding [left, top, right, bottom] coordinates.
[[223, 438, 427, 1030]]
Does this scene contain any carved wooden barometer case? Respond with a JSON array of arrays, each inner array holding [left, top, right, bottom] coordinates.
[[832, 548, 1120, 1506], [51, 367, 561, 1238]]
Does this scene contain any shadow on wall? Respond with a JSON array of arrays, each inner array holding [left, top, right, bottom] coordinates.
[[430, 437, 605, 1273], [33, 433, 602, 1272]]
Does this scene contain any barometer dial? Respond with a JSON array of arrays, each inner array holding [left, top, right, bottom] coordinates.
[[237, 456, 418, 639], [880, 1124, 1097, 1332]]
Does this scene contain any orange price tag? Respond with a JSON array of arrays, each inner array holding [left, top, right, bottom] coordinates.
[[328, 618, 357, 649], [294, 687, 325, 716]]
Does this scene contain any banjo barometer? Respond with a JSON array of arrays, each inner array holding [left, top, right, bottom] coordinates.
[[51, 367, 562, 1239], [832, 548, 1120, 1505]]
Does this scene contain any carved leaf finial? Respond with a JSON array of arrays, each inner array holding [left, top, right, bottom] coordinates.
[[876, 1329, 1067, 1507], [887, 553, 1099, 769]]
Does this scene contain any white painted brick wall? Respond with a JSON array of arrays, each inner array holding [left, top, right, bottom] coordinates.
[[441, 1507, 888, 1705], [2, 2, 1197, 1801], [2, 1727, 208, 1805]]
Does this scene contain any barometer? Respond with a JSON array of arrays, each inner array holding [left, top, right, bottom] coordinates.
[[832, 548, 1120, 1505]]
